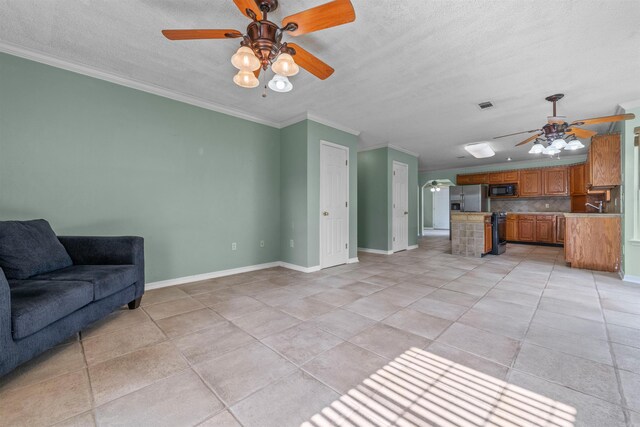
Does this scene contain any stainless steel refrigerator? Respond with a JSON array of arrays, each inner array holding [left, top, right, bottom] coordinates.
[[449, 184, 489, 237]]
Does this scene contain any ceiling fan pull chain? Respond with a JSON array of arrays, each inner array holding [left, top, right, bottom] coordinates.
[[261, 70, 268, 98]]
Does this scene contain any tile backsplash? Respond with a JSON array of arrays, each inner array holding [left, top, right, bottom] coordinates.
[[490, 197, 571, 213]]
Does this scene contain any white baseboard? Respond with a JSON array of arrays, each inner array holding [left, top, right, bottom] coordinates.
[[146, 257, 357, 291], [145, 261, 281, 290], [280, 262, 321, 273], [408, 245, 419, 250], [358, 247, 393, 255], [622, 273, 640, 284]]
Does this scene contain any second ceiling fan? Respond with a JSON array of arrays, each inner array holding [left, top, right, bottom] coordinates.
[[494, 94, 635, 155], [162, 0, 356, 93]]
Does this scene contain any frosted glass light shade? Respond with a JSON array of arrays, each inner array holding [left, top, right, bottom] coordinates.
[[271, 53, 299, 76], [542, 145, 561, 155], [528, 143, 545, 154], [268, 74, 293, 92], [233, 70, 260, 88], [564, 140, 585, 150], [464, 142, 495, 158], [550, 138, 567, 149], [430, 187, 436, 192], [436, 187, 441, 191], [231, 47, 260, 71]]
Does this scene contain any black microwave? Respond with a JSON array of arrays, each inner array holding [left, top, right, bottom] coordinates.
[[489, 184, 517, 197]]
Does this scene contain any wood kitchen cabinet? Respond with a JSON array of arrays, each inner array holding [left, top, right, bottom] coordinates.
[[487, 170, 519, 184], [519, 170, 543, 197], [456, 173, 488, 185], [535, 215, 556, 243], [570, 163, 587, 196], [506, 216, 518, 241], [517, 215, 535, 241], [484, 218, 493, 254], [564, 215, 621, 272], [556, 215, 566, 244], [587, 134, 621, 189], [543, 168, 568, 196]]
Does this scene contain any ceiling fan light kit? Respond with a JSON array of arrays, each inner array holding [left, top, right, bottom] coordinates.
[[233, 70, 260, 88], [494, 93, 635, 157], [162, 0, 356, 94], [268, 74, 293, 92]]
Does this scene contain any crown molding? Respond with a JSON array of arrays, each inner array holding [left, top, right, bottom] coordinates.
[[0, 43, 364, 136], [278, 112, 361, 136], [358, 143, 420, 158]]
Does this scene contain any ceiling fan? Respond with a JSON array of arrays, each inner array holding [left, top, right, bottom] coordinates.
[[493, 94, 635, 155], [161, 0, 356, 93]]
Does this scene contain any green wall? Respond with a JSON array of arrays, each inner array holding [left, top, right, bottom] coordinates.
[[307, 120, 359, 265], [388, 149, 419, 247], [280, 119, 358, 267], [0, 52, 284, 283], [357, 147, 419, 251], [280, 121, 308, 267], [620, 106, 640, 279], [357, 149, 388, 250]]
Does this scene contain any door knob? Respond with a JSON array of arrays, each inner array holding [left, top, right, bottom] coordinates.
[[404, 211, 408, 215], [322, 211, 329, 216]]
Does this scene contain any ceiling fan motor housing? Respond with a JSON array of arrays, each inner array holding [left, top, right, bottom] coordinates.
[[245, 20, 283, 66]]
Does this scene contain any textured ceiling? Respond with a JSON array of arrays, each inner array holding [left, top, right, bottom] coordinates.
[[1, 0, 639, 170]]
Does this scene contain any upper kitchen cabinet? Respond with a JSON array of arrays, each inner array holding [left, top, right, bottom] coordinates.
[[456, 173, 488, 185], [569, 163, 587, 196], [586, 134, 621, 189], [488, 170, 519, 184], [542, 167, 568, 196], [519, 169, 543, 197]]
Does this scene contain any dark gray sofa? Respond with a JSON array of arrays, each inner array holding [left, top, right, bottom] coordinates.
[[0, 220, 144, 377]]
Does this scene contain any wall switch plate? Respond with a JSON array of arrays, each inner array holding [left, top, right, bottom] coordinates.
[[290, 239, 294, 248], [545, 203, 549, 208], [260, 240, 265, 247], [232, 242, 237, 251]]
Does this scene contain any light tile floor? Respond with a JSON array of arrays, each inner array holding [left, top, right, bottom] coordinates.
[[1, 236, 640, 426]]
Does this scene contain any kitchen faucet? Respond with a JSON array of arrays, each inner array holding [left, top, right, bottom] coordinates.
[[585, 201, 604, 213]]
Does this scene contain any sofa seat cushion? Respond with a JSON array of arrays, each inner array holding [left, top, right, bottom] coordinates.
[[0, 219, 72, 279], [9, 279, 94, 339], [30, 265, 138, 301]]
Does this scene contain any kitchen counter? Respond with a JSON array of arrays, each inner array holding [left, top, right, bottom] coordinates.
[[451, 212, 492, 258], [505, 212, 567, 215], [563, 213, 621, 218]]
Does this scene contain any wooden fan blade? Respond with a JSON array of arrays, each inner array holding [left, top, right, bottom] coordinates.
[[570, 113, 635, 126], [233, 0, 261, 20], [516, 133, 543, 147], [282, 0, 355, 36], [566, 127, 597, 139], [253, 68, 261, 78], [493, 129, 541, 139], [287, 43, 334, 80], [162, 29, 242, 40]]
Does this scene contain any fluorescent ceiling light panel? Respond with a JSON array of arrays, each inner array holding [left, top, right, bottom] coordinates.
[[464, 142, 495, 158]]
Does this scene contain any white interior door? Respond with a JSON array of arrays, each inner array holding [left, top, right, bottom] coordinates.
[[392, 161, 409, 252], [433, 187, 450, 229], [320, 142, 349, 268]]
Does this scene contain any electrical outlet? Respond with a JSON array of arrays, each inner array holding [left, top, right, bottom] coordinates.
[[545, 203, 549, 208], [290, 239, 294, 248], [231, 242, 237, 251], [260, 240, 265, 247]]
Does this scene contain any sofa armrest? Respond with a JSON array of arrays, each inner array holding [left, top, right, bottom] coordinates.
[[0, 268, 12, 346]]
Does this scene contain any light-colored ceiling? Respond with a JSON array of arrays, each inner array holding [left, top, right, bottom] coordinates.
[[1, 1, 639, 170]]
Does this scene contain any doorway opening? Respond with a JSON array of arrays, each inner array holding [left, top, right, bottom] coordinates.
[[421, 179, 454, 235]]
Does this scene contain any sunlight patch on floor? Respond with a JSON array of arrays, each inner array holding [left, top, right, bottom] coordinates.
[[303, 347, 576, 427]]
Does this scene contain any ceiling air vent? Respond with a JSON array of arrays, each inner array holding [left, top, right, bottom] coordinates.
[[478, 101, 494, 110]]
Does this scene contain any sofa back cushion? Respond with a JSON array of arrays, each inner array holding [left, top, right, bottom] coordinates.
[[0, 219, 73, 279]]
